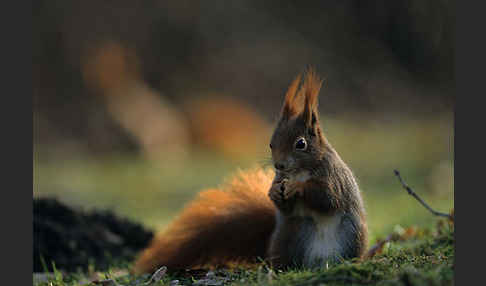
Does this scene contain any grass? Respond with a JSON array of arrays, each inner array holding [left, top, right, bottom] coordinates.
[[33, 223, 454, 286], [33, 113, 454, 285]]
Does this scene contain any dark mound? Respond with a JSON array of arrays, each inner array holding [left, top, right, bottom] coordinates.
[[33, 198, 154, 272]]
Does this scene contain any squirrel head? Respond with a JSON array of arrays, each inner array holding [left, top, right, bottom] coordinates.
[[270, 68, 326, 177]]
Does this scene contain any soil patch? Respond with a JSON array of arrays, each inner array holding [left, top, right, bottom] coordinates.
[[34, 198, 153, 272]]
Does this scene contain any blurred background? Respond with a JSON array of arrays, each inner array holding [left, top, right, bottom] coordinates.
[[33, 0, 454, 243]]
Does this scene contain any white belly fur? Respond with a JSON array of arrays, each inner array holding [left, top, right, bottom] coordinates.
[[292, 202, 343, 265]]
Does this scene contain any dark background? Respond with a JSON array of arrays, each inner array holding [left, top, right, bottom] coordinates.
[[33, 0, 454, 157]]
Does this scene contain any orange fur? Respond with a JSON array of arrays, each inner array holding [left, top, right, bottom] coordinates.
[[282, 74, 302, 117], [300, 67, 323, 111], [133, 168, 276, 274], [282, 68, 323, 119]]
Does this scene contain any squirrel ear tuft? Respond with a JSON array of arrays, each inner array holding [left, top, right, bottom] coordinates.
[[301, 67, 323, 128], [302, 67, 323, 111], [281, 74, 302, 119], [280, 68, 323, 123]]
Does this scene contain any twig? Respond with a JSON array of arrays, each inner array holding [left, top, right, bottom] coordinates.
[[364, 170, 453, 260], [393, 170, 452, 220]]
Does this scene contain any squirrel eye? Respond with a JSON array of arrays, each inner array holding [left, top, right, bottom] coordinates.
[[294, 138, 307, 150], [269, 143, 273, 149]]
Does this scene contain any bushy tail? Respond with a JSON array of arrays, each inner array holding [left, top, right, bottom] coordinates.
[[133, 168, 276, 274]]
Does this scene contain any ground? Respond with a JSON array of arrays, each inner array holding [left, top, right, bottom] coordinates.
[[33, 221, 454, 286]]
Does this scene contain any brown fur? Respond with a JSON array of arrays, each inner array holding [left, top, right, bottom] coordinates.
[[133, 168, 276, 274]]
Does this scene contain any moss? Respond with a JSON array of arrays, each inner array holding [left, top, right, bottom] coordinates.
[[34, 222, 453, 286]]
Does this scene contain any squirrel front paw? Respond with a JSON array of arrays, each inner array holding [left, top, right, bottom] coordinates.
[[281, 179, 304, 200], [269, 179, 302, 211], [269, 180, 286, 205]]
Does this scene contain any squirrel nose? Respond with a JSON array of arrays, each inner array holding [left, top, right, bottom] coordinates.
[[274, 163, 286, 170]]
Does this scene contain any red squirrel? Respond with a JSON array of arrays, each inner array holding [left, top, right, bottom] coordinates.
[[133, 69, 368, 273]]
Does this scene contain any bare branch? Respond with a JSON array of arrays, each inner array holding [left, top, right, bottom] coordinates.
[[393, 170, 452, 220]]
